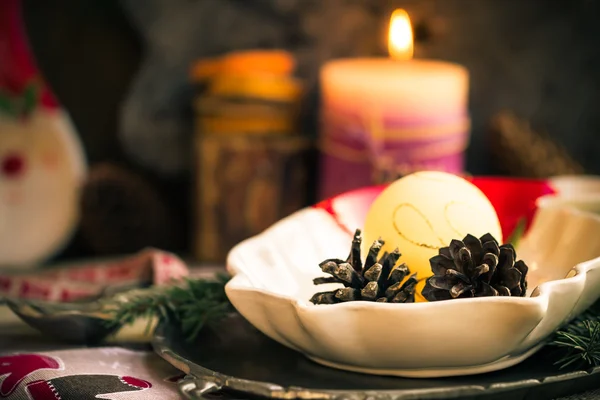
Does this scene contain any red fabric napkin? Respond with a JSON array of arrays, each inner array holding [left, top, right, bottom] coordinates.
[[467, 177, 555, 239]]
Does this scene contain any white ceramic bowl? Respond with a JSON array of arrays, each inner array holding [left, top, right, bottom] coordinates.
[[225, 188, 600, 378]]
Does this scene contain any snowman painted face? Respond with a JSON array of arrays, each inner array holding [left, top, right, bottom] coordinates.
[[0, 110, 85, 267], [362, 171, 503, 279]]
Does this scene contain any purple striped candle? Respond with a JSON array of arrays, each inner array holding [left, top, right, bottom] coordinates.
[[318, 58, 470, 200]]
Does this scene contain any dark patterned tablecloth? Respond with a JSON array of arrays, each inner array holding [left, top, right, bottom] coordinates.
[[0, 261, 217, 400], [0, 320, 185, 399], [1, 322, 599, 400]]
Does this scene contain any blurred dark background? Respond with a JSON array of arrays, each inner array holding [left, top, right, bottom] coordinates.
[[19, 0, 600, 260]]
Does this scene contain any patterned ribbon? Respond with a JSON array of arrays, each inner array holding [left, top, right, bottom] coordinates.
[[0, 249, 189, 302]]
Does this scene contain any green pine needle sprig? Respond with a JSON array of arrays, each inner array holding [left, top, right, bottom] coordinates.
[[549, 303, 600, 370], [507, 218, 526, 248], [104, 273, 234, 341]]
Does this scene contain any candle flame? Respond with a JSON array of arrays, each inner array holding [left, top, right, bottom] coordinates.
[[388, 9, 414, 60]]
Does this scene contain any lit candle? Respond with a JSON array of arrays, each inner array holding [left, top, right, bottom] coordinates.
[[318, 9, 470, 200]]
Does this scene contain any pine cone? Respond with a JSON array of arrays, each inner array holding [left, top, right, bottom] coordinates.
[[80, 163, 181, 255], [310, 229, 417, 305], [422, 233, 529, 301]]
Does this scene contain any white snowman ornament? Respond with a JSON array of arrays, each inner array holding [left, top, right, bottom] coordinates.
[[0, 109, 86, 267], [0, 0, 86, 267]]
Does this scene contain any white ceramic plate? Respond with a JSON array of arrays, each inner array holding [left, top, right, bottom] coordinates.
[[225, 186, 600, 378]]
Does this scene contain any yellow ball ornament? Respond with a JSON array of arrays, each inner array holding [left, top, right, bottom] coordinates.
[[362, 171, 503, 280], [414, 278, 428, 303]]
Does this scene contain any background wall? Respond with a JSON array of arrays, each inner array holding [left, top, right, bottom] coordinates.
[[20, 0, 600, 256]]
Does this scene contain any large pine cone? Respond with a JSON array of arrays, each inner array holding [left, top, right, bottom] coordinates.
[[422, 233, 529, 301], [310, 229, 417, 305]]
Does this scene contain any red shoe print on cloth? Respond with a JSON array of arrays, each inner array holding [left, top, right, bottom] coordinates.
[[0, 354, 62, 398], [26, 374, 151, 400]]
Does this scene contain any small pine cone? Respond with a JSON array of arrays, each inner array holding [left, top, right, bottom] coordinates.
[[422, 233, 529, 302], [310, 229, 417, 305]]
